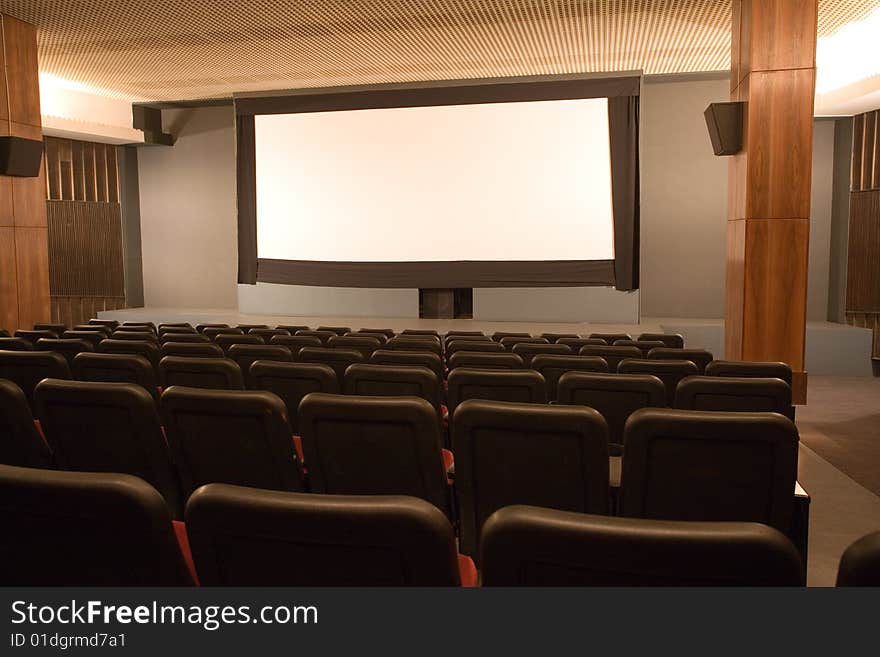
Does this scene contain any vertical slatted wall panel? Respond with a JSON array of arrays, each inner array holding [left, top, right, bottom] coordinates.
[[43, 136, 126, 326], [845, 110, 880, 359]]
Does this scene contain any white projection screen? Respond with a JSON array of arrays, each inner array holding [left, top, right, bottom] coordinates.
[[254, 98, 615, 263]]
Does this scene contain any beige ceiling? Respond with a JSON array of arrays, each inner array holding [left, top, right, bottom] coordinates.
[[0, 0, 877, 102]]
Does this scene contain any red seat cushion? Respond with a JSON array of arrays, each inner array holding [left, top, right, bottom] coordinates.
[[173, 520, 199, 585], [458, 554, 478, 587], [292, 434, 304, 463]]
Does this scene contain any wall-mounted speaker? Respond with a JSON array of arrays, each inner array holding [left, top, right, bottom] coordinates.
[[704, 102, 744, 156], [0, 136, 43, 177]]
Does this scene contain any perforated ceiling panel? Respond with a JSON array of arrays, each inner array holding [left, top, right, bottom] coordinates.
[[0, 0, 877, 102]]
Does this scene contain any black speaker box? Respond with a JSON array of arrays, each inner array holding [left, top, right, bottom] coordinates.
[[0, 136, 44, 177], [704, 102, 744, 156]]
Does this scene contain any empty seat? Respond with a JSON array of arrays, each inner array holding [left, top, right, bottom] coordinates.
[[511, 341, 572, 367], [589, 332, 632, 345], [343, 364, 442, 418], [387, 336, 442, 355], [295, 329, 336, 346], [158, 327, 198, 337], [60, 330, 105, 349], [401, 329, 440, 337], [448, 351, 524, 371], [0, 337, 33, 351], [14, 329, 57, 345], [72, 324, 111, 336], [638, 332, 685, 349], [444, 330, 484, 338], [34, 323, 68, 337], [227, 344, 292, 375], [345, 331, 389, 344], [0, 465, 194, 585], [446, 339, 506, 358], [620, 409, 799, 533], [359, 327, 396, 338], [215, 333, 265, 351], [491, 331, 531, 341], [531, 354, 608, 399], [120, 321, 156, 331], [204, 326, 242, 339], [705, 359, 793, 386], [161, 387, 304, 501], [34, 379, 182, 516], [0, 351, 71, 405], [370, 349, 444, 383], [618, 358, 700, 406], [159, 322, 194, 331], [317, 325, 352, 336], [675, 376, 792, 417], [453, 400, 609, 557], [578, 344, 643, 372], [297, 347, 364, 381], [196, 323, 229, 333], [36, 338, 94, 367], [613, 339, 666, 356], [328, 335, 382, 358], [556, 372, 666, 450], [98, 338, 161, 369], [186, 485, 470, 586], [159, 332, 211, 344], [73, 352, 159, 402], [276, 324, 310, 334], [158, 356, 244, 390], [540, 332, 579, 343], [649, 347, 713, 373], [444, 333, 489, 346], [270, 334, 323, 356], [248, 361, 338, 432], [161, 341, 225, 358], [0, 379, 52, 468], [837, 532, 880, 586], [248, 328, 291, 341], [299, 393, 449, 515], [480, 506, 803, 586], [446, 368, 547, 416], [499, 336, 549, 351], [557, 337, 608, 352], [110, 330, 159, 344], [235, 324, 269, 333]]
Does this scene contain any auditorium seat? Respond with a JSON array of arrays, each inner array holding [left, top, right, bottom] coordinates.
[[276, 325, 311, 335], [402, 329, 440, 337], [36, 338, 94, 367], [556, 372, 665, 453], [161, 341, 225, 358], [540, 332, 579, 343], [204, 326, 242, 340], [444, 330, 484, 338], [370, 349, 444, 383], [159, 327, 198, 337], [491, 331, 532, 341], [649, 347, 713, 373], [236, 324, 269, 333], [557, 337, 607, 352], [0, 380, 52, 468], [638, 332, 685, 349], [0, 329, 9, 337], [186, 485, 472, 586], [111, 329, 159, 344], [619, 408, 799, 533], [14, 329, 57, 345], [196, 323, 229, 333], [345, 331, 388, 344], [343, 364, 442, 419], [159, 332, 212, 344], [215, 333, 265, 351], [158, 356, 244, 390], [447, 351, 524, 371], [34, 323, 68, 337], [387, 336, 442, 355], [837, 532, 880, 586], [160, 387, 304, 501], [511, 341, 572, 367], [530, 354, 608, 400], [618, 358, 700, 406], [248, 327, 289, 339], [578, 344, 642, 372], [613, 339, 666, 356], [499, 336, 549, 351], [227, 344, 292, 374], [0, 351, 71, 405], [119, 322, 156, 334], [359, 327, 396, 338], [98, 338, 161, 369], [88, 319, 120, 331], [72, 324, 111, 336], [446, 339, 506, 358], [0, 465, 194, 586], [270, 334, 322, 353], [317, 325, 352, 336], [295, 329, 336, 346], [675, 376, 793, 417], [589, 332, 632, 345], [73, 352, 159, 402], [60, 329, 105, 349], [248, 361, 338, 433], [704, 360, 793, 386], [297, 346, 364, 381], [299, 393, 450, 515], [399, 333, 442, 345], [328, 335, 382, 358], [453, 400, 609, 558], [159, 322, 194, 332], [34, 379, 182, 517], [446, 368, 547, 416], [0, 337, 33, 351], [480, 506, 803, 586]]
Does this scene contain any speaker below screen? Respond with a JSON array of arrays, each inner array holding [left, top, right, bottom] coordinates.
[[704, 102, 744, 156], [0, 136, 44, 177]]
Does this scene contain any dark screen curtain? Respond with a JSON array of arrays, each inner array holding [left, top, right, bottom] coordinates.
[[608, 95, 640, 291], [236, 113, 258, 284]]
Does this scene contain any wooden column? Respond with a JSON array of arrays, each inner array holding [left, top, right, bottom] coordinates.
[[0, 14, 49, 333], [726, 0, 817, 403]]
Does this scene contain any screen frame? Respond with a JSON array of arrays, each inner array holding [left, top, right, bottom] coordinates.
[[235, 73, 640, 290]]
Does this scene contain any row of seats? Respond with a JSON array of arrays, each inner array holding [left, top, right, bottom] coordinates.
[[2, 464, 878, 586]]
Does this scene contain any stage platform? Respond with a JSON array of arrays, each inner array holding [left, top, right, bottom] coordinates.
[[98, 308, 875, 377]]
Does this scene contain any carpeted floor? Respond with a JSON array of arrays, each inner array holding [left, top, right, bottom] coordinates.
[[796, 375, 880, 497]]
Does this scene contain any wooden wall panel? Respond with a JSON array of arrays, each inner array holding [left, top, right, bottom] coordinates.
[[44, 137, 120, 203], [0, 227, 18, 331], [14, 227, 50, 330], [2, 16, 41, 128]]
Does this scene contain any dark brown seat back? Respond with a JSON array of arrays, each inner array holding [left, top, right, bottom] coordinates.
[[511, 341, 572, 366], [227, 344, 292, 376], [837, 532, 880, 586], [0, 379, 52, 468], [649, 347, 713, 373], [370, 349, 444, 383], [73, 352, 159, 402], [447, 368, 547, 416], [675, 376, 793, 417], [638, 332, 685, 349], [98, 338, 161, 368], [530, 354, 609, 399], [297, 347, 364, 381], [343, 364, 442, 416], [578, 345, 643, 372], [161, 341, 225, 358], [447, 351, 524, 371], [618, 358, 700, 405], [248, 361, 339, 433], [0, 350, 71, 405], [158, 356, 244, 390]]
